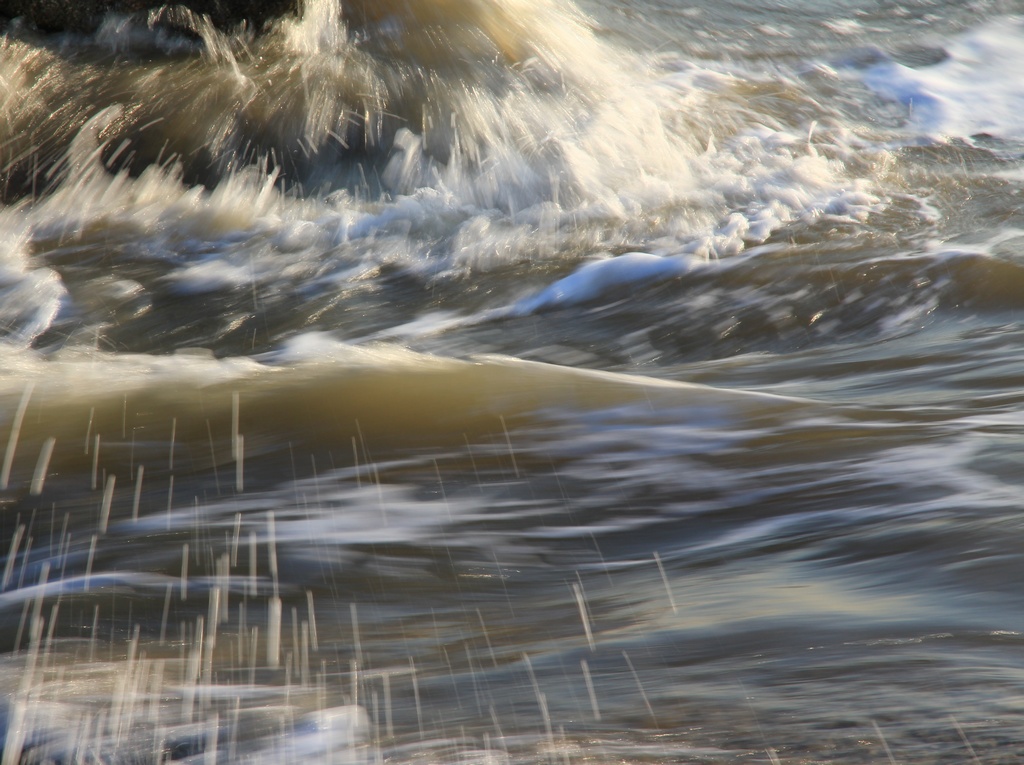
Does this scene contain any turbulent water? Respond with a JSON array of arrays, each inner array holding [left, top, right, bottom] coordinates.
[[3, 0, 1024, 762]]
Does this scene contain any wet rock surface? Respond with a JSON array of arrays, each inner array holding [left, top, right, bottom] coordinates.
[[0, 0, 300, 32]]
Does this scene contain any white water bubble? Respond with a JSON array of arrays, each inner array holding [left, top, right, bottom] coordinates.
[[862, 16, 1024, 141]]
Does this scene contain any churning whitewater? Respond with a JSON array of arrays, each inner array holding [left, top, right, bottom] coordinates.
[[3, 0, 1024, 763]]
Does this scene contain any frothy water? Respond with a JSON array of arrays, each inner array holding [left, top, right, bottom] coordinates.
[[0, 0, 887, 355], [4, 1, 1024, 763], [861, 16, 1024, 143]]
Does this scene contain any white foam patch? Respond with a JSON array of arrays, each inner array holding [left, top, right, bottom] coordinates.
[[0, 345, 261, 399], [260, 331, 459, 368], [510, 252, 699, 313], [166, 259, 260, 294], [862, 16, 1024, 140], [0, 216, 67, 348], [0, 265, 66, 346]]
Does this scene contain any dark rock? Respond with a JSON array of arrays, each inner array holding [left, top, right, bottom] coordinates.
[[0, 0, 300, 33]]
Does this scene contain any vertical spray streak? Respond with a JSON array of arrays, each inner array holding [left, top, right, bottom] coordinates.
[[166, 475, 175, 529], [1, 525, 25, 591], [1, 383, 34, 490], [350, 602, 362, 665], [236, 434, 245, 493], [169, 418, 177, 471], [205, 587, 220, 683], [499, 415, 520, 478], [267, 597, 282, 670], [522, 653, 554, 749], [248, 530, 258, 597], [410, 657, 423, 737], [132, 465, 144, 521], [622, 650, 657, 727], [267, 512, 279, 598], [572, 581, 595, 650], [267, 512, 281, 669], [99, 474, 116, 534], [231, 391, 240, 461], [231, 512, 242, 566], [206, 420, 221, 495], [204, 713, 219, 765], [180, 543, 189, 600], [872, 720, 900, 765], [85, 535, 97, 591], [951, 715, 982, 765], [29, 437, 55, 496], [306, 590, 319, 651], [653, 551, 677, 613], [160, 583, 172, 644], [84, 407, 94, 454], [581, 659, 600, 720], [91, 434, 101, 491]]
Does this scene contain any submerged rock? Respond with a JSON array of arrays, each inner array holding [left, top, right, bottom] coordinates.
[[0, 0, 300, 33]]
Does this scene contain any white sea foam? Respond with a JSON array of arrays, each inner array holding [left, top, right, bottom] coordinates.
[[509, 252, 699, 313], [0, 0, 882, 349], [0, 218, 66, 346], [862, 16, 1024, 141], [0, 345, 261, 399]]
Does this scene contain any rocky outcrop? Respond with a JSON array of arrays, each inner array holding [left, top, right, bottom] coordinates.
[[0, 0, 300, 33]]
